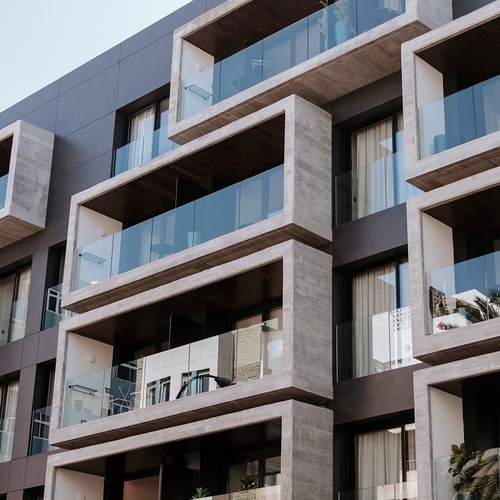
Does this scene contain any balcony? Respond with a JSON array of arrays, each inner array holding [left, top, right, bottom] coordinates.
[[74, 165, 283, 290], [113, 123, 177, 176], [0, 120, 54, 248], [435, 448, 499, 500], [179, 0, 406, 122], [0, 297, 28, 346], [335, 151, 421, 225], [427, 251, 500, 335], [30, 406, 56, 455], [419, 75, 500, 160], [43, 284, 74, 330], [339, 481, 417, 499], [336, 306, 418, 381], [63, 319, 282, 427]]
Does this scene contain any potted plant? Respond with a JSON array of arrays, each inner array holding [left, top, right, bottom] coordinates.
[[232, 475, 257, 500], [192, 486, 211, 498], [332, 0, 353, 45], [448, 443, 481, 499]]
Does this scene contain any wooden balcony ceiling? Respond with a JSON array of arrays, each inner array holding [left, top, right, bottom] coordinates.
[[186, 0, 318, 57], [0, 136, 12, 176], [62, 419, 281, 476], [83, 116, 284, 226], [425, 186, 500, 235], [72, 261, 283, 346], [417, 17, 500, 85]]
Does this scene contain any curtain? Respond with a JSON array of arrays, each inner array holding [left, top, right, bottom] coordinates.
[[10, 266, 31, 342], [356, 428, 402, 490], [129, 105, 155, 168], [352, 263, 396, 377], [0, 274, 15, 345], [0, 379, 19, 462]]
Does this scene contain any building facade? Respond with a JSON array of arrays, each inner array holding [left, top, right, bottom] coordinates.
[[0, 0, 499, 498]]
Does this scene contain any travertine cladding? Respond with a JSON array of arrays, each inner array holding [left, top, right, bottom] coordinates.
[[403, 1, 500, 191], [413, 352, 500, 500], [62, 95, 332, 313], [168, 0, 452, 143], [408, 166, 500, 364], [45, 401, 333, 499], [0, 120, 54, 248], [51, 241, 332, 448]]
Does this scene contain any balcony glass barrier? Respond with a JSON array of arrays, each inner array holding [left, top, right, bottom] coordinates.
[[0, 298, 28, 346], [63, 318, 283, 427], [419, 74, 500, 159], [338, 481, 418, 500], [74, 165, 284, 290], [435, 448, 500, 500], [0, 416, 15, 463], [0, 173, 7, 209], [335, 151, 421, 225], [30, 406, 56, 455], [113, 124, 177, 176], [336, 306, 419, 382], [185, 485, 281, 500], [427, 250, 500, 334], [180, 1, 405, 120], [43, 284, 74, 330]]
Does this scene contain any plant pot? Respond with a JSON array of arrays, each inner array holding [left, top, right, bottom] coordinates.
[[457, 492, 477, 500], [334, 21, 352, 45]]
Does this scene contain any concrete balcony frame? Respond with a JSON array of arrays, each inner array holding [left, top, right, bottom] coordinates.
[[62, 96, 332, 314], [408, 166, 500, 365], [51, 241, 333, 449], [414, 351, 500, 500], [45, 400, 333, 499], [0, 120, 54, 248], [168, 0, 452, 144], [402, 1, 500, 191]]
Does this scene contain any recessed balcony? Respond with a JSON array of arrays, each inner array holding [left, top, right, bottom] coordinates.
[[0, 120, 54, 248], [336, 306, 419, 381], [170, 0, 451, 143]]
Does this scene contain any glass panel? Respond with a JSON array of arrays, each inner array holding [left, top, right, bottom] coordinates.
[[0, 174, 7, 209], [0, 380, 19, 463], [338, 482, 418, 500], [74, 166, 284, 290], [180, 1, 405, 120], [30, 406, 57, 455], [63, 318, 282, 427], [43, 284, 74, 330], [419, 75, 500, 158]]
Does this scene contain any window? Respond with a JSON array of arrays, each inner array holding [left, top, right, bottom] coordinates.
[[146, 377, 170, 406], [181, 369, 210, 397], [355, 422, 416, 491], [0, 265, 31, 345], [0, 378, 19, 462]]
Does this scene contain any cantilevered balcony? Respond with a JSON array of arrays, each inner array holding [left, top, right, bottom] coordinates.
[[74, 166, 283, 290], [63, 319, 282, 427], [170, 0, 450, 142], [336, 306, 419, 381], [335, 151, 420, 225], [427, 251, 500, 335]]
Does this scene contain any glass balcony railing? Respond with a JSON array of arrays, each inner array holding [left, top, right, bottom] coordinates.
[[30, 406, 56, 455], [336, 306, 418, 382], [113, 124, 177, 176], [0, 173, 7, 209], [63, 318, 283, 427], [427, 250, 500, 334], [335, 152, 421, 225], [435, 448, 499, 500], [418, 74, 500, 159], [74, 165, 284, 290], [180, 1, 405, 120], [338, 481, 418, 500], [0, 416, 15, 463], [0, 298, 28, 346], [184, 485, 281, 500], [43, 284, 74, 330]]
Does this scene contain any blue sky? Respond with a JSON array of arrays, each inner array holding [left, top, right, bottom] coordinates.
[[0, 0, 191, 112]]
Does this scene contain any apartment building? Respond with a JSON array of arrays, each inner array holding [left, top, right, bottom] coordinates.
[[0, 0, 498, 498]]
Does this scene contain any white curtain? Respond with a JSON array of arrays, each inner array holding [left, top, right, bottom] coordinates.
[[0, 379, 19, 462], [10, 266, 31, 342], [129, 105, 155, 168]]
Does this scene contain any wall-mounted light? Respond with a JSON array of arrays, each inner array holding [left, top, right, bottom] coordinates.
[[97, 228, 107, 237], [87, 354, 95, 364]]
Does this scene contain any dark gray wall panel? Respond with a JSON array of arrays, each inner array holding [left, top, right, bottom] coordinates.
[[7, 458, 27, 492], [116, 34, 173, 108], [0, 462, 8, 494], [37, 328, 58, 364], [51, 113, 115, 179], [55, 65, 119, 138], [21, 100, 58, 133], [453, 0, 496, 18], [0, 341, 23, 377], [206, 0, 227, 9], [20, 334, 39, 369], [24, 455, 47, 489]]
